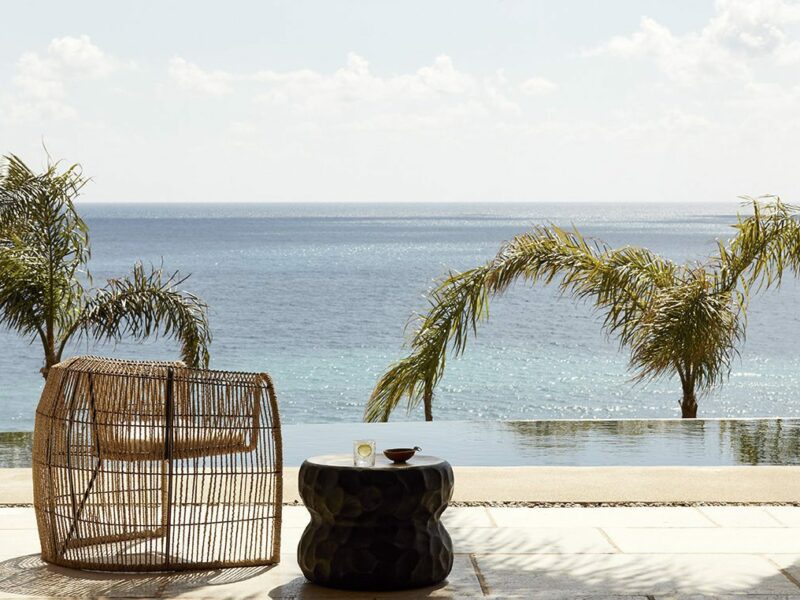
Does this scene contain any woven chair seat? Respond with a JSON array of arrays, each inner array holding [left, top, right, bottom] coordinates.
[[32, 356, 283, 572], [98, 419, 249, 460]]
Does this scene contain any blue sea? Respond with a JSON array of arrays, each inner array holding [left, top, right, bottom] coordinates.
[[1, 202, 799, 431]]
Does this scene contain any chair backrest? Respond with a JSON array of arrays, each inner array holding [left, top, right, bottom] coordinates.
[[43, 356, 275, 461]]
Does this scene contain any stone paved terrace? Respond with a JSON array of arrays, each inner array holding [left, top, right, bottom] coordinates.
[[2, 504, 800, 598]]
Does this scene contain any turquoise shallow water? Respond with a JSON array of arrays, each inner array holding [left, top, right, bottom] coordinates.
[[1, 202, 799, 429]]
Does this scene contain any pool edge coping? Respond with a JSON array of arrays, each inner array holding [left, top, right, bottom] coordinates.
[[3, 465, 799, 505]]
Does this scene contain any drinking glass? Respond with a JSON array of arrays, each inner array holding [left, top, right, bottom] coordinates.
[[353, 440, 376, 467]]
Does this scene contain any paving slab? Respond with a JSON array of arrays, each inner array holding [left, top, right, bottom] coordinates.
[[276, 526, 304, 550], [765, 554, 800, 589], [280, 506, 311, 529], [0, 508, 37, 530], [0, 534, 43, 562], [766, 507, 800, 527], [474, 553, 800, 597], [489, 506, 713, 528], [698, 505, 786, 527], [604, 527, 800, 554], [442, 506, 495, 528], [281, 505, 498, 530], [449, 526, 618, 554]]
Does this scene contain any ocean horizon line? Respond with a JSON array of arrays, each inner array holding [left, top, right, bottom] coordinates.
[[74, 199, 747, 205]]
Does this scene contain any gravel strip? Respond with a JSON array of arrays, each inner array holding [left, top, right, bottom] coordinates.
[[283, 499, 800, 507], [5, 500, 799, 508]]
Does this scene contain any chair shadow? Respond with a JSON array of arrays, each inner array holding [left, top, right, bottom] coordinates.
[[0, 553, 274, 598]]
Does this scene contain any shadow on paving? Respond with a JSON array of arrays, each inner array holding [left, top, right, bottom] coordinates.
[[0, 554, 450, 599], [468, 549, 800, 599], [0, 554, 273, 598], [0, 550, 799, 598]]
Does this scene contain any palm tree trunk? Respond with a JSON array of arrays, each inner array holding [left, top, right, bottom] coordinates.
[[680, 393, 698, 418], [40, 334, 58, 380], [677, 370, 699, 418], [41, 359, 55, 379], [423, 377, 433, 422], [680, 378, 698, 418]]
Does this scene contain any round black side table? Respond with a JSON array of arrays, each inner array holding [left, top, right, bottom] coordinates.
[[297, 454, 454, 591]]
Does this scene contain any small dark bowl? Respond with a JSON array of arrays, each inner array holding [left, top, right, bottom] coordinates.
[[383, 446, 421, 464]]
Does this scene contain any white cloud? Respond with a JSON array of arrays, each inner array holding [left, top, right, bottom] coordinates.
[[483, 70, 521, 113], [9, 35, 122, 120], [228, 120, 257, 137], [590, 0, 800, 83], [45, 35, 119, 78], [173, 53, 525, 132], [706, 0, 800, 54], [417, 54, 475, 95], [519, 76, 558, 96], [168, 57, 234, 95]]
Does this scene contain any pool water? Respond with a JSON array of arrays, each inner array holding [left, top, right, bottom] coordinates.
[[3, 418, 799, 467]]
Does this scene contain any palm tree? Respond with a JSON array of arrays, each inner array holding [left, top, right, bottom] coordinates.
[[366, 199, 799, 422], [0, 154, 211, 378]]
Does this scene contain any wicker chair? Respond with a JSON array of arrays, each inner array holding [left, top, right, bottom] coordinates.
[[32, 356, 282, 571]]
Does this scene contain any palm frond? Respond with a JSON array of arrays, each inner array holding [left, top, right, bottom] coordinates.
[[717, 196, 800, 293], [628, 272, 741, 393], [68, 263, 211, 368], [1, 154, 88, 239], [366, 225, 677, 421], [0, 154, 89, 339], [0, 241, 46, 338]]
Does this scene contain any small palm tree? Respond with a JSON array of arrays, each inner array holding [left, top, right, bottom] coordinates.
[[366, 199, 799, 421], [0, 154, 211, 378]]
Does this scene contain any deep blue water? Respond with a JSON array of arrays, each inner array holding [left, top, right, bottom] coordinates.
[[1, 202, 799, 430]]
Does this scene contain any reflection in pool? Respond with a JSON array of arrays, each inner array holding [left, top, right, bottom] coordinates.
[[2, 418, 799, 467]]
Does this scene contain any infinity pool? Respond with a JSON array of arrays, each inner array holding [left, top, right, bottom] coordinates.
[[3, 418, 799, 467]]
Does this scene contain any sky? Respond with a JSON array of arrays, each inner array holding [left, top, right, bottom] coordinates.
[[2, 0, 800, 203]]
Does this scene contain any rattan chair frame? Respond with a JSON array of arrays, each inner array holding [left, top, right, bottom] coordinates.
[[32, 356, 282, 572]]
